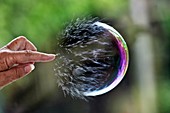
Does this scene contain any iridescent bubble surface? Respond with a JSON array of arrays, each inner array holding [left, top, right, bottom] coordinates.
[[55, 19, 129, 99]]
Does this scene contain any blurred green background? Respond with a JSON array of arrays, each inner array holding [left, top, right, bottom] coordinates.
[[0, 0, 170, 113]]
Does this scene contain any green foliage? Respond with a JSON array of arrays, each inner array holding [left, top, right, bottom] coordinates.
[[0, 0, 128, 49], [158, 81, 170, 113]]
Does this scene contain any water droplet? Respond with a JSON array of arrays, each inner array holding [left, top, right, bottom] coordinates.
[[55, 18, 129, 99]]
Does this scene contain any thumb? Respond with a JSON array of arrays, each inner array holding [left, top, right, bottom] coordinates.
[[0, 64, 35, 89]]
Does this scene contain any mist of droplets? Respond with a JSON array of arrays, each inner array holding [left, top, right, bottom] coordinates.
[[54, 18, 129, 100]]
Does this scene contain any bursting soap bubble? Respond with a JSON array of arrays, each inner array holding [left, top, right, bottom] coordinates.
[[55, 18, 129, 99]]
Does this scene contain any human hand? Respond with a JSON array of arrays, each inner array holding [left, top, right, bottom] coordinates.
[[0, 36, 56, 89]]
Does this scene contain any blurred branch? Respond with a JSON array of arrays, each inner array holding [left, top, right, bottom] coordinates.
[[130, 0, 157, 113]]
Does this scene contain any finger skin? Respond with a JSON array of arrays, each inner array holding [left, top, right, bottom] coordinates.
[[0, 50, 55, 71], [0, 64, 35, 89], [4, 36, 37, 51], [0, 36, 55, 88], [11, 50, 56, 62]]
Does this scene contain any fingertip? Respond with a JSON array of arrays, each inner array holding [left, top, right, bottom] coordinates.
[[24, 64, 35, 73], [49, 54, 56, 61], [30, 64, 35, 71], [41, 54, 56, 61], [17, 36, 27, 40], [18, 36, 37, 51], [48, 54, 56, 59]]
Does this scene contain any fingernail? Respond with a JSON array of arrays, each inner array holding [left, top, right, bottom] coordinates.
[[24, 64, 35, 73], [48, 54, 56, 57], [42, 54, 56, 60]]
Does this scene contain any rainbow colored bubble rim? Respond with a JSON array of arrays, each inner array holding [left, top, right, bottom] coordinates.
[[83, 22, 129, 96]]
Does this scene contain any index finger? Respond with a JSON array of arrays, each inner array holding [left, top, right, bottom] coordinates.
[[12, 50, 56, 63], [0, 50, 56, 71]]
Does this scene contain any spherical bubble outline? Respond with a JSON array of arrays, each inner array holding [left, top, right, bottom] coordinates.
[[83, 22, 129, 96]]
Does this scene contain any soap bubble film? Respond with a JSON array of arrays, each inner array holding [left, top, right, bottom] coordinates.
[[55, 18, 129, 99]]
